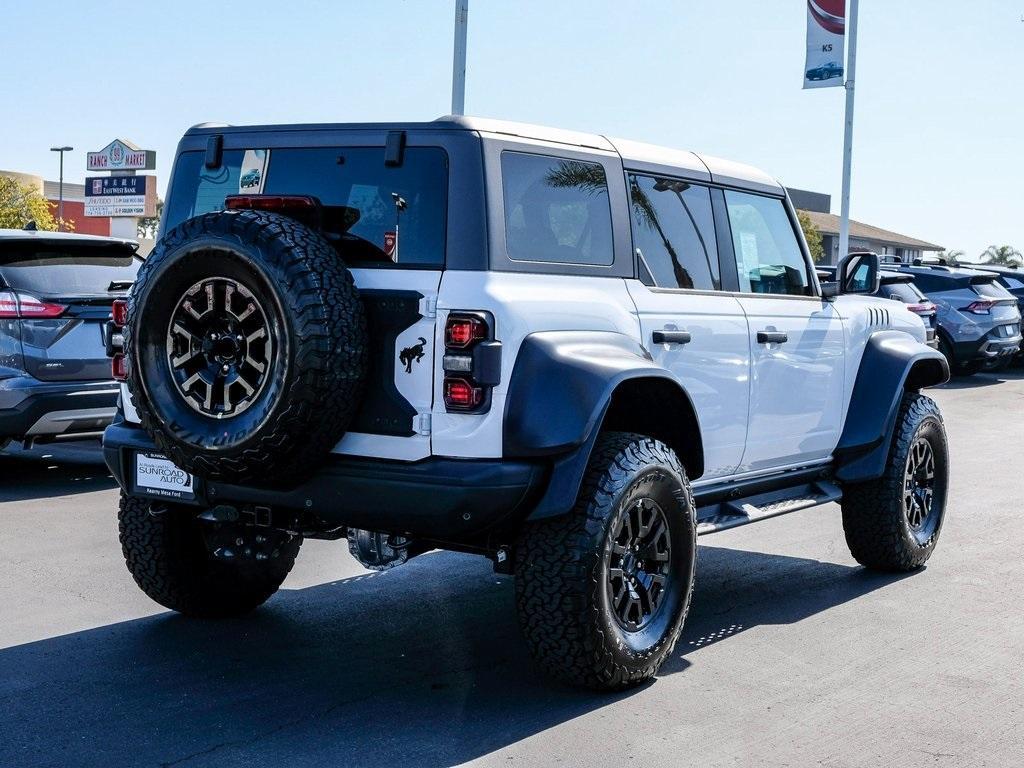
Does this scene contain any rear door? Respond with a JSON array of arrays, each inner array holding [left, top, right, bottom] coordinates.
[[722, 190, 846, 472], [161, 134, 460, 461], [625, 174, 750, 479], [0, 242, 138, 382]]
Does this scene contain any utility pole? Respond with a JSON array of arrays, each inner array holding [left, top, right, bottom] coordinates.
[[837, 0, 859, 261], [50, 146, 73, 231], [451, 0, 468, 115]]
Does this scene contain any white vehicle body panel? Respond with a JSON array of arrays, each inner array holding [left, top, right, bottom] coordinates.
[[625, 281, 750, 479], [431, 271, 641, 459], [736, 295, 846, 472]]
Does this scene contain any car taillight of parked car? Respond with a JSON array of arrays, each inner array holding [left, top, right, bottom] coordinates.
[[442, 312, 501, 412], [964, 300, 996, 315], [108, 298, 128, 381], [0, 290, 66, 318]]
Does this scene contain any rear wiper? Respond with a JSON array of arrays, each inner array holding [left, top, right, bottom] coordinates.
[[108, 280, 134, 292]]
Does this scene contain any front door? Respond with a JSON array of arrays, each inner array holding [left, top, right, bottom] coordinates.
[[723, 189, 846, 472]]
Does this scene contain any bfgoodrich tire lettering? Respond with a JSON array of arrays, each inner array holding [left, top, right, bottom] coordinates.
[[124, 209, 368, 484], [514, 432, 696, 690], [841, 393, 949, 571]]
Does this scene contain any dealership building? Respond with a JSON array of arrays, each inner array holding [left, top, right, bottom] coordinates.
[[788, 188, 943, 264]]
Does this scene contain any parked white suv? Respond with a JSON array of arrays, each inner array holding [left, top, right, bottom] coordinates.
[[103, 117, 950, 690]]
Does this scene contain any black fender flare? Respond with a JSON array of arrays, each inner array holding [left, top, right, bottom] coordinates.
[[834, 331, 949, 483], [503, 331, 701, 519]]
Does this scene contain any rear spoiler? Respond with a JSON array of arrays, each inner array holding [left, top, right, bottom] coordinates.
[[879, 272, 914, 285]]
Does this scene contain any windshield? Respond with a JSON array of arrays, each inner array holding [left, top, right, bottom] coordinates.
[[165, 147, 448, 268], [0, 246, 139, 297]]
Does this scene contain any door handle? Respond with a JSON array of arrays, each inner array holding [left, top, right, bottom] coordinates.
[[756, 330, 789, 344], [652, 329, 692, 345]]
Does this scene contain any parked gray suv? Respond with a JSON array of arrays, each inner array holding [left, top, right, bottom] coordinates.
[[0, 229, 140, 446], [898, 263, 1022, 374]]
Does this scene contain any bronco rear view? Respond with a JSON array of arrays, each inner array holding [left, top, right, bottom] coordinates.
[[104, 116, 951, 690]]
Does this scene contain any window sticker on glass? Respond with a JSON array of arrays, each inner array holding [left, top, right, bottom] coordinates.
[[238, 149, 269, 194], [740, 231, 759, 275]]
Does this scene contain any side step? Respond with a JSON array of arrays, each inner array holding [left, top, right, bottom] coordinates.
[[695, 479, 842, 536]]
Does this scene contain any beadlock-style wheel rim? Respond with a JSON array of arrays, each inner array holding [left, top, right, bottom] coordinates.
[[165, 277, 273, 419], [606, 497, 673, 632], [904, 436, 936, 535]]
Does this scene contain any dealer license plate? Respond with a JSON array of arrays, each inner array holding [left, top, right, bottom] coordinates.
[[134, 453, 195, 500]]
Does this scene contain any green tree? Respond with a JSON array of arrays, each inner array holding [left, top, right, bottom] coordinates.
[[980, 244, 1022, 267], [797, 210, 824, 263], [137, 198, 164, 239], [0, 176, 59, 231]]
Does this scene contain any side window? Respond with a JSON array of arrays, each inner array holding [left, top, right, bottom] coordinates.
[[501, 152, 614, 266], [725, 190, 811, 296], [628, 175, 719, 290]]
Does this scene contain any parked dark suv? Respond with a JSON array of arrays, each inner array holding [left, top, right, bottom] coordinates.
[[0, 229, 140, 446], [898, 263, 1022, 374]]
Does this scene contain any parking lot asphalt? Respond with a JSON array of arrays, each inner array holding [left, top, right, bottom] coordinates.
[[1, 371, 1023, 768]]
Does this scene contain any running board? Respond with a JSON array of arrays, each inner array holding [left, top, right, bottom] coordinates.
[[695, 479, 842, 536]]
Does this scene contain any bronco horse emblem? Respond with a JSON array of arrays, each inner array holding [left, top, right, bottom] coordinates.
[[399, 337, 427, 373]]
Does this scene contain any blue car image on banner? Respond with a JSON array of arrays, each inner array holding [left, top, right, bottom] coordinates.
[[804, 0, 846, 89]]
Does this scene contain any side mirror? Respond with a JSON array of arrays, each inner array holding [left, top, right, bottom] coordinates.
[[834, 251, 881, 296]]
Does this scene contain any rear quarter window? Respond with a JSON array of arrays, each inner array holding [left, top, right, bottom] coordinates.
[[500, 152, 614, 266]]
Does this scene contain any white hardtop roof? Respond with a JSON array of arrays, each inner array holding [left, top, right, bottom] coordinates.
[[440, 116, 783, 195]]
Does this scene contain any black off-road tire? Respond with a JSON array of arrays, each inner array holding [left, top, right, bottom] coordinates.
[[125, 209, 367, 484], [841, 393, 948, 572], [514, 432, 697, 691], [118, 492, 300, 617]]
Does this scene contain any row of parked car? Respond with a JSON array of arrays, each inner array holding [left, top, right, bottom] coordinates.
[[821, 255, 1024, 376]]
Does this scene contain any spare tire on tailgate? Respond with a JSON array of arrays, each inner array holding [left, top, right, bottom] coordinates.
[[124, 209, 368, 484]]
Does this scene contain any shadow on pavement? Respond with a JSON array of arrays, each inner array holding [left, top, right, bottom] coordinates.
[[0, 544, 910, 768], [0, 440, 114, 502]]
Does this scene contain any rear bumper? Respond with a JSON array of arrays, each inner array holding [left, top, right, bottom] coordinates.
[[0, 377, 119, 440], [103, 421, 549, 542], [952, 334, 1022, 363]]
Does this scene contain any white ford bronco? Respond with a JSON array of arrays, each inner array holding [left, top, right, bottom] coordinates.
[[104, 117, 950, 690]]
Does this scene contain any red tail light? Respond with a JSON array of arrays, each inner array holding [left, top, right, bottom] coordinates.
[[112, 354, 128, 381], [442, 312, 497, 412], [445, 315, 488, 348], [964, 300, 995, 315], [0, 291, 66, 318], [443, 378, 482, 409], [112, 299, 128, 327]]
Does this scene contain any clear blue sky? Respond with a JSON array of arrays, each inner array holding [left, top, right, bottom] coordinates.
[[2, 0, 1021, 256]]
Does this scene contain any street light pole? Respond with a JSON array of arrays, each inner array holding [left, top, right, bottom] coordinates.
[[451, 0, 468, 115], [49, 146, 73, 231]]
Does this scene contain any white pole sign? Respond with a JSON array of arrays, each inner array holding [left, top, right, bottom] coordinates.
[[803, 0, 846, 89]]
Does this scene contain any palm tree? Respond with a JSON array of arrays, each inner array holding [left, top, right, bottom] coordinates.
[[980, 245, 1023, 267]]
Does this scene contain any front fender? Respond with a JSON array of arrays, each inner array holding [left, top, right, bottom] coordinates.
[[835, 331, 949, 483], [503, 331, 677, 457]]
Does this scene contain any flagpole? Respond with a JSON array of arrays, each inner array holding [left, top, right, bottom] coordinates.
[[837, 0, 859, 262], [451, 0, 469, 115]]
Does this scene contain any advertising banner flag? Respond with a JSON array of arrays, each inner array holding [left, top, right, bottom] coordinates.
[[804, 0, 846, 89]]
